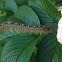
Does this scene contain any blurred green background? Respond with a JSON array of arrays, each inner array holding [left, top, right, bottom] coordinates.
[[51, 0, 62, 6]]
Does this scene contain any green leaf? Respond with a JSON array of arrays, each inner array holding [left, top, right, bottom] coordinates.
[[52, 42, 62, 62], [15, 5, 40, 26], [57, 6, 62, 11], [4, 0, 18, 13], [1, 33, 40, 62], [37, 33, 57, 62], [0, 1, 3, 9], [14, 0, 28, 6], [0, 46, 2, 62], [29, 53, 36, 62], [0, 16, 8, 24], [53, 0, 62, 6], [8, 16, 27, 24], [28, 0, 61, 26], [0, 30, 19, 46], [0, 30, 19, 61]]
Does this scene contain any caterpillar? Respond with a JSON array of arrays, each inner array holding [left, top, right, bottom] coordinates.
[[0, 21, 53, 34]]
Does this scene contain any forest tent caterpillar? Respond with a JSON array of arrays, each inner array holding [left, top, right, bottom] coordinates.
[[0, 21, 53, 34]]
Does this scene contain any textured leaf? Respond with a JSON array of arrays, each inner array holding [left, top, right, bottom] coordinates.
[[0, 30, 19, 46], [28, 0, 61, 26], [0, 16, 8, 24], [4, 0, 18, 13], [1, 33, 40, 62], [52, 42, 62, 62], [15, 5, 40, 26], [37, 33, 57, 62], [0, 30, 19, 61], [8, 16, 27, 24], [14, 0, 28, 6]]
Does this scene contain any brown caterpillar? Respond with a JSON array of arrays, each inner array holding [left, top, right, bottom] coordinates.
[[0, 21, 53, 34]]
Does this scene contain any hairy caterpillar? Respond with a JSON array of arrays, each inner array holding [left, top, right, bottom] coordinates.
[[0, 21, 53, 34]]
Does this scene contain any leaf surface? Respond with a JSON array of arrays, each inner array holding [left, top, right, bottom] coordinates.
[[1, 33, 40, 62], [28, 0, 61, 26], [4, 0, 18, 13], [14, 0, 28, 6], [37, 33, 57, 62], [52, 42, 62, 62], [15, 5, 40, 26]]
